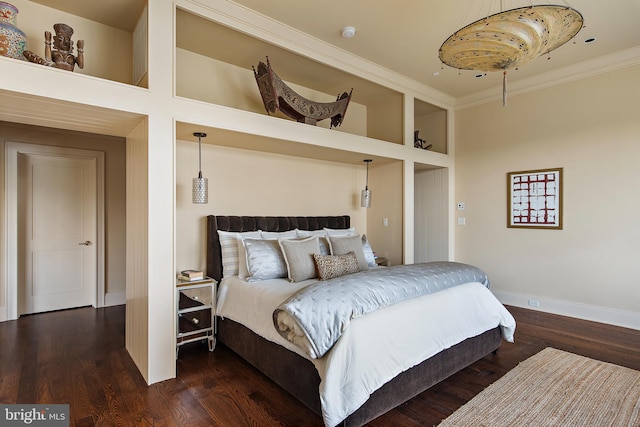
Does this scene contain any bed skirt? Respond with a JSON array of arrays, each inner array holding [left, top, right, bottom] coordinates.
[[218, 318, 502, 426]]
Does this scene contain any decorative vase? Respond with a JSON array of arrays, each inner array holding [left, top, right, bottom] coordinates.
[[0, 1, 26, 60]]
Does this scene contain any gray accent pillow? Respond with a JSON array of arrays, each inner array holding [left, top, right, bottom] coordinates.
[[297, 230, 330, 255], [328, 234, 369, 271], [313, 252, 359, 280], [243, 238, 288, 281], [278, 236, 320, 282]]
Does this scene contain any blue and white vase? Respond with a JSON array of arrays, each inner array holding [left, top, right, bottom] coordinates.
[[0, 1, 26, 60]]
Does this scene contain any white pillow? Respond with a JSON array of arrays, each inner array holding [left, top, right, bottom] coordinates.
[[328, 234, 369, 271], [236, 235, 256, 279], [243, 238, 288, 281], [361, 234, 377, 267], [260, 229, 298, 240], [324, 227, 356, 237], [278, 236, 321, 282], [296, 229, 326, 237], [217, 230, 261, 277]]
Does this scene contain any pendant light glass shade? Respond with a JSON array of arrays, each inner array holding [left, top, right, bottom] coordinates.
[[361, 159, 372, 208], [192, 132, 208, 204], [361, 188, 371, 208]]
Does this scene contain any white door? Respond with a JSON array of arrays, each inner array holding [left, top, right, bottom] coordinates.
[[18, 153, 97, 315]]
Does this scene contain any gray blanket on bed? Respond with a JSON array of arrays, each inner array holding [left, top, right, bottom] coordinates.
[[273, 261, 490, 358]]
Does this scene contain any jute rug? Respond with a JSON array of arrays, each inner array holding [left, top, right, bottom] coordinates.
[[438, 347, 640, 426]]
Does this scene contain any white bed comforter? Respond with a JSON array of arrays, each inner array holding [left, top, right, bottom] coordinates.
[[216, 275, 516, 427]]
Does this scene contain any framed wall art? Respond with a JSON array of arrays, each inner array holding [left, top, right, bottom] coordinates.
[[507, 168, 563, 229]]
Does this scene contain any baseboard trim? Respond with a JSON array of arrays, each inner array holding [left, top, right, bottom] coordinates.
[[493, 291, 640, 331], [104, 291, 126, 307]]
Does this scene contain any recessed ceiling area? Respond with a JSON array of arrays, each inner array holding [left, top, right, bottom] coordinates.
[[0, 89, 145, 137], [176, 121, 396, 167]]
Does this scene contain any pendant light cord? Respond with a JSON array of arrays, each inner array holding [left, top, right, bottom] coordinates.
[[365, 161, 369, 190], [198, 135, 202, 177]]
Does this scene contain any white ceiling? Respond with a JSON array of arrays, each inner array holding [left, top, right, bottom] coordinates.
[[24, 0, 640, 101], [230, 0, 640, 99]]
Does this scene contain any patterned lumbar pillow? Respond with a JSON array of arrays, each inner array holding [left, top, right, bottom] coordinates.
[[313, 252, 359, 280]]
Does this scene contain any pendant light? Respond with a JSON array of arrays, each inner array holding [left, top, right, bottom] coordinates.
[[192, 132, 208, 204], [361, 159, 372, 208]]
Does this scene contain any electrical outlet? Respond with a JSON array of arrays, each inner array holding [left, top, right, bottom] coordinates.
[[528, 299, 540, 308]]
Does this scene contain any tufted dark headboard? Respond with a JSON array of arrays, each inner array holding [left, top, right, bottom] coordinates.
[[206, 215, 350, 282]]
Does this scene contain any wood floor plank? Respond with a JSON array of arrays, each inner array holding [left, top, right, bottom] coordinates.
[[0, 304, 638, 426]]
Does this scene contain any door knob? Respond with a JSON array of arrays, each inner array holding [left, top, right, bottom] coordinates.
[[78, 241, 92, 246]]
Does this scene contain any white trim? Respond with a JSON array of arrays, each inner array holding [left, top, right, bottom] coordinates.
[[455, 46, 640, 110], [4, 142, 105, 321], [493, 290, 640, 331], [104, 291, 126, 307]]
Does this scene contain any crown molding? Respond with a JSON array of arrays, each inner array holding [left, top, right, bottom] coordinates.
[[454, 46, 640, 110]]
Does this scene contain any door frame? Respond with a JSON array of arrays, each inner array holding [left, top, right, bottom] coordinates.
[[5, 142, 105, 321]]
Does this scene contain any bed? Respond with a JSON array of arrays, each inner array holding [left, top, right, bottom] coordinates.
[[206, 215, 515, 426]]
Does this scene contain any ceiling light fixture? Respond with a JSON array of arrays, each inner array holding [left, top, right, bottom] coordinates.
[[341, 26, 356, 38], [439, 3, 583, 106]]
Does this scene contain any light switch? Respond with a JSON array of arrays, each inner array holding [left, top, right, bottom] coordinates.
[[457, 217, 466, 225], [457, 202, 465, 211]]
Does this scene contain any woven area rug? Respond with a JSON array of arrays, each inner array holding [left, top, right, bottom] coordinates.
[[438, 347, 640, 426]]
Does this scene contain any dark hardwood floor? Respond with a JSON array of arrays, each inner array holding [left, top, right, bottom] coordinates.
[[1, 305, 638, 426]]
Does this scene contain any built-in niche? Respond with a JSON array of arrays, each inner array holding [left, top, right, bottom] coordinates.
[[175, 8, 403, 145], [8, 0, 148, 87], [414, 99, 447, 154]]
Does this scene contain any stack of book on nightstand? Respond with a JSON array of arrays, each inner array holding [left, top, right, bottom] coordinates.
[[178, 269, 204, 282]]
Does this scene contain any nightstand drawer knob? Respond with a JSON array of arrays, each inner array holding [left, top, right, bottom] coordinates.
[[192, 317, 199, 324]]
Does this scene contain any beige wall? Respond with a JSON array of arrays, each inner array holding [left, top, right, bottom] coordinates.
[[454, 65, 640, 322], [366, 161, 404, 266], [0, 122, 127, 304], [175, 141, 376, 273]]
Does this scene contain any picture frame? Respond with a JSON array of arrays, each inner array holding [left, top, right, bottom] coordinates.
[[507, 168, 563, 229]]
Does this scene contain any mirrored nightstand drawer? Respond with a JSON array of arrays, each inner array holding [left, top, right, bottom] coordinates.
[[178, 287, 212, 310], [178, 308, 212, 334]]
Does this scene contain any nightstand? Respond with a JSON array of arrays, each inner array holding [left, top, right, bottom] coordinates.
[[375, 257, 390, 267], [176, 277, 216, 357]]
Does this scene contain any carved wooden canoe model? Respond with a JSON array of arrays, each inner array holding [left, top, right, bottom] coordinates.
[[253, 57, 352, 128]]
